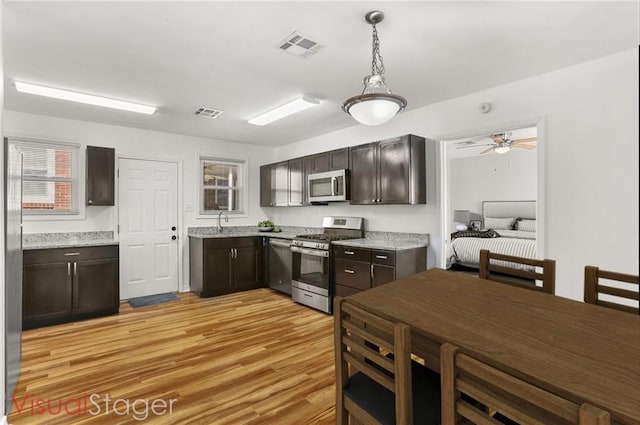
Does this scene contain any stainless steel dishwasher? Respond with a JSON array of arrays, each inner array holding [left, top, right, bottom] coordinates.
[[268, 238, 292, 295]]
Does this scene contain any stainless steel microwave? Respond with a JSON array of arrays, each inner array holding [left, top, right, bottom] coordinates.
[[308, 169, 349, 203]]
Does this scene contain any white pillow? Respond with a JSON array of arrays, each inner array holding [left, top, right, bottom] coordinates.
[[483, 217, 516, 230], [517, 219, 536, 232]]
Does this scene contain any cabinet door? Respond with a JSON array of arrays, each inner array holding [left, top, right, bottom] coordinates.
[[349, 142, 378, 205], [86, 146, 115, 206], [312, 153, 330, 173], [233, 246, 262, 292], [329, 148, 349, 170], [273, 161, 289, 206], [203, 248, 233, 296], [73, 258, 119, 314], [372, 264, 395, 287], [23, 262, 72, 323], [302, 156, 315, 205], [288, 158, 304, 206], [260, 165, 273, 207], [379, 136, 411, 204]]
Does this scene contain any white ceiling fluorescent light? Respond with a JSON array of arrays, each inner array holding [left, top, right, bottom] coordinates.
[[248, 95, 319, 126], [14, 81, 157, 115]]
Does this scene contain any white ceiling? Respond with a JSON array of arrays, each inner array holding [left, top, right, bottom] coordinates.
[[3, 2, 639, 146]]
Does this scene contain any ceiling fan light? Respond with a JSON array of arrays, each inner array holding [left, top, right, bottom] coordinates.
[[494, 146, 511, 154]]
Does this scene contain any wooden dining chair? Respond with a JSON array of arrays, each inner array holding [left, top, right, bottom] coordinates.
[[440, 343, 611, 425], [479, 249, 556, 294], [584, 266, 639, 314], [334, 296, 441, 425]]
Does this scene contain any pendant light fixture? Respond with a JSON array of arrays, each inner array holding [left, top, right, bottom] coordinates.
[[342, 11, 407, 126]]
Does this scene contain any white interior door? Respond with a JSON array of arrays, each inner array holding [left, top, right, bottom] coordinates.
[[118, 158, 179, 299]]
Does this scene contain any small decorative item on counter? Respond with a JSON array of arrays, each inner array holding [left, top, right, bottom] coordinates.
[[273, 226, 281, 233], [257, 220, 274, 232]]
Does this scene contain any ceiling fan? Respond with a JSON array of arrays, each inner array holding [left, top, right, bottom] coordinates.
[[457, 132, 537, 155]]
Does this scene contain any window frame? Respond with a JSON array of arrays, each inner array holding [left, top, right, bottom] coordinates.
[[10, 137, 81, 215], [198, 155, 248, 217]]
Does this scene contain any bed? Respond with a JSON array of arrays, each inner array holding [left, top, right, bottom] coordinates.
[[447, 200, 537, 270]]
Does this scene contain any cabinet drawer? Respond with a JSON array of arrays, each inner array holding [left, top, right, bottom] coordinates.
[[24, 245, 118, 265], [203, 237, 260, 250], [333, 246, 370, 262], [335, 284, 362, 298], [334, 259, 370, 290], [372, 250, 395, 266]]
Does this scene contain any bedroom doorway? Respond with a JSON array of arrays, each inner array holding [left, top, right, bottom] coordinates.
[[439, 123, 545, 270]]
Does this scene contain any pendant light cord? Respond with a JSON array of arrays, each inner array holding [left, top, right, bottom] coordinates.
[[371, 24, 385, 76]]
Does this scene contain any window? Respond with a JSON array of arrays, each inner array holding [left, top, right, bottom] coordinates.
[[11, 139, 80, 214], [200, 156, 245, 215]]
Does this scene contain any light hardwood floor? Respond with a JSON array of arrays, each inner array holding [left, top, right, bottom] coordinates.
[[9, 289, 336, 424]]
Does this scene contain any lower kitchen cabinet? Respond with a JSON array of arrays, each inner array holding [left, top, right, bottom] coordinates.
[[190, 236, 263, 297], [333, 245, 427, 296], [23, 245, 119, 329]]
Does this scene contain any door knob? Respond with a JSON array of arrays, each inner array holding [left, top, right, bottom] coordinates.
[[171, 235, 177, 240], [171, 226, 176, 231]]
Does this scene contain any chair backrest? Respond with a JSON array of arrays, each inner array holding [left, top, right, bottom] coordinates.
[[334, 296, 413, 425], [440, 343, 611, 425], [479, 249, 556, 294], [584, 266, 639, 314]]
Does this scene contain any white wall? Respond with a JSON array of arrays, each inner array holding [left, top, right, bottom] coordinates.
[[270, 48, 639, 301], [450, 149, 537, 220], [2, 111, 276, 289], [1, 3, 6, 420]]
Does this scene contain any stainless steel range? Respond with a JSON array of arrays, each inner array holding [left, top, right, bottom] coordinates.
[[291, 217, 364, 313]]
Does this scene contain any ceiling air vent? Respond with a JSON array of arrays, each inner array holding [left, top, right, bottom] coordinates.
[[276, 31, 323, 57], [455, 140, 476, 146], [194, 107, 224, 119]]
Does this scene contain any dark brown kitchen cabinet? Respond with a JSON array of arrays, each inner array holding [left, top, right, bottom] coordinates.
[[23, 245, 119, 329], [190, 236, 263, 297], [310, 148, 349, 173], [288, 157, 304, 206], [86, 146, 115, 206], [260, 162, 289, 207], [349, 135, 426, 205], [332, 245, 427, 296]]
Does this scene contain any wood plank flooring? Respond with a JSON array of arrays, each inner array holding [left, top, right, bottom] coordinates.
[[8, 289, 336, 424]]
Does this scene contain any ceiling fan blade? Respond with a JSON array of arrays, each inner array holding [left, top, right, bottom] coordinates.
[[512, 144, 536, 150], [456, 143, 494, 149], [513, 137, 537, 144], [480, 147, 495, 155]]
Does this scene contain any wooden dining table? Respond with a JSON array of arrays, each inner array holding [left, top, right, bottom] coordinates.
[[345, 268, 640, 425]]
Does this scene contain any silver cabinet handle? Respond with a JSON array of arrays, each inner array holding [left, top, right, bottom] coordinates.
[[375, 255, 388, 260], [64, 252, 80, 256], [371, 199, 376, 202], [371, 264, 374, 279], [67, 262, 71, 276], [344, 250, 355, 255], [88, 200, 93, 204], [344, 269, 355, 274], [73, 262, 77, 276]]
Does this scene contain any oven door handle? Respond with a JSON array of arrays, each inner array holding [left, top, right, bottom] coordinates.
[[291, 246, 329, 258]]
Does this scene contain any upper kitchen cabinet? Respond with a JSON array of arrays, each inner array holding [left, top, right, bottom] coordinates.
[[288, 157, 304, 206], [260, 161, 289, 207], [311, 148, 349, 173], [350, 135, 426, 205], [86, 146, 115, 206]]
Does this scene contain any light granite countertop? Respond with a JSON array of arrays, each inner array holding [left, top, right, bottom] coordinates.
[[188, 231, 299, 240], [332, 238, 428, 251], [23, 231, 118, 250]]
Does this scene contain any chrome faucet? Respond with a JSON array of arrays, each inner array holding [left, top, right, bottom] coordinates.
[[217, 211, 229, 233]]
